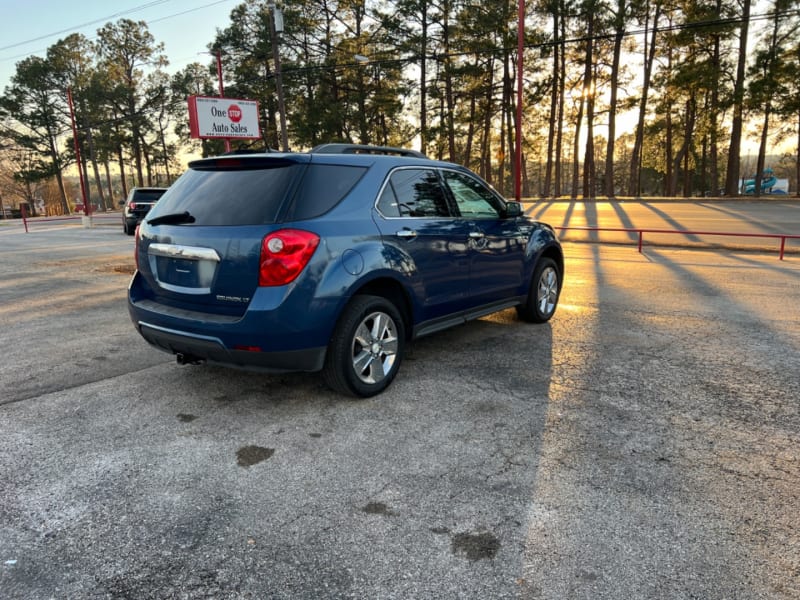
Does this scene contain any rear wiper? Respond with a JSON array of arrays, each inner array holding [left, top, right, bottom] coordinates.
[[147, 211, 195, 226]]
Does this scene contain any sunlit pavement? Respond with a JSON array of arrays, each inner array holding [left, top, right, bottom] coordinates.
[[526, 199, 800, 258]]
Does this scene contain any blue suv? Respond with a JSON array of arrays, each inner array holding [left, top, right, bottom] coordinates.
[[128, 144, 563, 397]]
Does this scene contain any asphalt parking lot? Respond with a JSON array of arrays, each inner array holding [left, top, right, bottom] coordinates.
[[1, 223, 798, 599]]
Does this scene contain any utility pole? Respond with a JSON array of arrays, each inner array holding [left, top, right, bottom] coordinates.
[[268, 1, 289, 151], [216, 50, 231, 153], [514, 0, 524, 201]]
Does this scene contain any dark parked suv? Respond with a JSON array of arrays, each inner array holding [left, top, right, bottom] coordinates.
[[122, 187, 168, 234], [127, 144, 563, 397]]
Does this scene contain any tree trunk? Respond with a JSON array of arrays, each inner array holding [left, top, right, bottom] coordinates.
[[555, 1, 567, 197], [665, 104, 673, 196], [544, 8, 559, 197], [140, 133, 153, 187], [481, 87, 493, 183], [724, 0, 751, 196], [442, 0, 456, 161], [129, 96, 144, 187], [671, 96, 696, 197], [503, 44, 515, 195], [571, 98, 584, 198], [47, 130, 70, 214], [629, 1, 660, 196], [159, 120, 172, 184], [117, 142, 128, 199], [419, 2, 428, 155], [709, 0, 722, 196], [81, 109, 107, 211], [754, 103, 771, 198], [104, 160, 114, 207], [464, 93, 477, 171], [581, 17, 595, 199], [604, 1, 625, 197]]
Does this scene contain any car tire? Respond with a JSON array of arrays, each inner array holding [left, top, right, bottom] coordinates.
[[123, 221, 133, 235], [323, 294, 405, 398], [516, 257, 560, 323]]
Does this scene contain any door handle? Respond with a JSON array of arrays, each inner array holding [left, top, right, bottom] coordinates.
[[396, 229, 417, 239]]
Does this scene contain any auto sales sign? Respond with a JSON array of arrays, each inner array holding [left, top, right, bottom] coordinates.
[[188, 96, 261, 140]]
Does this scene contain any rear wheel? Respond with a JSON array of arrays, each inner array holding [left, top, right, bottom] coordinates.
[[516, 257, 560, 323], [323, 295, 405, 398]]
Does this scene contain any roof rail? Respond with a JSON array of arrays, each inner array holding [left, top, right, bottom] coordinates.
[[310, 143, 428, 158], [221, 146, 276, 156]]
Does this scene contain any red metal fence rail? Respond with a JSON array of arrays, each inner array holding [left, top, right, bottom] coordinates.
[[555, 226, 800, 260], [17, 209, 120, 232]]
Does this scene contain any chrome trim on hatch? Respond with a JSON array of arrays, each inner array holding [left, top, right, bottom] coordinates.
[[147, 243, 220, 295], [148, 243, 220, 262]]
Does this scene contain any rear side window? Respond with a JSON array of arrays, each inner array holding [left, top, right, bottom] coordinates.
[[147, 163, 300, 226], [377, 169, 451, 218], [289, 164, 367, 220]]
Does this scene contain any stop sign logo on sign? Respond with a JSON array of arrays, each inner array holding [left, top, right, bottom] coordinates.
[[228, 104, 242, 123]]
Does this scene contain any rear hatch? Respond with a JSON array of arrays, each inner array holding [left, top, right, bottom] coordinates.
[[134, 154, 367, 317], [136, 155, 308, 316]]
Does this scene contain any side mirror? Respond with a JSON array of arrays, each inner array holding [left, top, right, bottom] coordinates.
[[504, 201, 522, 218]]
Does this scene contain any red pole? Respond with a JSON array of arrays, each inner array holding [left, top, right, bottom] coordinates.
[[67, 88, 90, 216], [217, 51, 231, 153], [514, 0, 525, 201]]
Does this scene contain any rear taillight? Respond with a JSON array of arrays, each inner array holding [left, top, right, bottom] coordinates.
[[259, 229, 320, 286], [129, 202, 137, 210], [134, 225, 140, 270]]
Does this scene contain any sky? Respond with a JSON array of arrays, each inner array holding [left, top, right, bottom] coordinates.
[[0, 0, 242, 93]]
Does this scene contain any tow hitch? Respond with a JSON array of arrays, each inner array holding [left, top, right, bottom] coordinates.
[[176, 353, 205, 366]]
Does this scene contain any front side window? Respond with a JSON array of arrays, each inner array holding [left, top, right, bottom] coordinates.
[[377, 169, 451, 218], [443, 170, 503, 218]]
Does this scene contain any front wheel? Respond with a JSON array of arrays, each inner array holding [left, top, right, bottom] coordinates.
[[323, 295, 406, 398], [516, 257, 560, 323]]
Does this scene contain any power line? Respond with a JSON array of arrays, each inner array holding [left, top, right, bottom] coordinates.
[[0, 0, 237, 64], [0, 0, 173, 52]]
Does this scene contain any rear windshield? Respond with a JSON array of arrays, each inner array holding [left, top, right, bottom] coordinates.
[[146, 160, 366, 226], [131, 189, 167, 202], [147, 162, 300, 226]]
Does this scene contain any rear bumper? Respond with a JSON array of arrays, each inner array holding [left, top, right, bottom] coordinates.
[[128, 269, 332, 373], [137, 321, 326, 373]]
